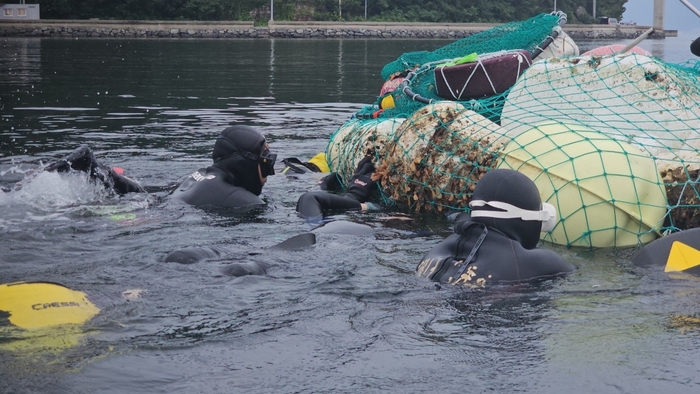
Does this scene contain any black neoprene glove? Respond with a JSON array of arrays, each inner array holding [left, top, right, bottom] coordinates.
[[45, 145, 96, 174], [344, 156, 377, 202], [318, 172, 343, 191]]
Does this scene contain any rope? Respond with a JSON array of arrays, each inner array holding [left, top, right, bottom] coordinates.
[[437, 50, 532, 100]]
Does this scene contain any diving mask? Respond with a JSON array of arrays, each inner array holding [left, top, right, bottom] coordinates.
[[469, 200, 558, 233]]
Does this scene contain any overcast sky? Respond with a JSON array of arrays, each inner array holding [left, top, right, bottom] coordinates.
[[623, 0, 700, 32]]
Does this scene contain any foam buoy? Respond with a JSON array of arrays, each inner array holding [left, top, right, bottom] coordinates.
[[501, 53, 700, 165], [380, 95, 395, 110], [582, 44, 651, 56], [501, 52, 700, 230], [379, 77, 405, 96], [435, 50, 532, 100], [326, 117, 405, 186], [497, 121, 668, 247], [532, 29, 580, 61]]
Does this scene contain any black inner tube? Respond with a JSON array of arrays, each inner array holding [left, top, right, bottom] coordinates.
[[400, 11, 568, 105]]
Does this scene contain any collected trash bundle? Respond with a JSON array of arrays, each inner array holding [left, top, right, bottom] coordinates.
[[373, 102, 508, 213], [501, 51, 700, 233], [357, 12, 578, 122], [326, 12, 700, 248]]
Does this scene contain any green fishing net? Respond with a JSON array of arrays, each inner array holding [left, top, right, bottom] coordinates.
[[326, 12, 700, 247], [356, 12, 564, 121]]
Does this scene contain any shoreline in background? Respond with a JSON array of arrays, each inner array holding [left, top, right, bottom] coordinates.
[[0, 19, 677, 40]]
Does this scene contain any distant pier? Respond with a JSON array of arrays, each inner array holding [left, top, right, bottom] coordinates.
[[0, 20, 677, 39]]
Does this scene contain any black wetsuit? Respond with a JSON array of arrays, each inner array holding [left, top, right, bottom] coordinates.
[[417, 219, 574, 286], [170, 125, 271, 211], [45, 144, 145, 195], [170, 166, 264, 210], [296, 156, 376, 221], [296, 191, 361, 219], [417, 169, 575, 286]]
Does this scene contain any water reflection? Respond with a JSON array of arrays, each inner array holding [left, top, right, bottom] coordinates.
[[0, 38, 41, 87], [3, 38, 437, 159], [269, 38, 275, 97], [337, 39, 344, 97]]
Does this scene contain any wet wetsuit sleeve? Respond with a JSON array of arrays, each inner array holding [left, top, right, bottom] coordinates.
[[454, 217, 478, 234], [171, 171, 264, 210], [523, 248, 576, 278], [44, 144, 146, 195], [448, 211, 471, 224], [105, 167, 146, 194], [221, 188, 266, 210], [296, 190, 361, 220]]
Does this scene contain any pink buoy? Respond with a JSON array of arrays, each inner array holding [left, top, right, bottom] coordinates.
[[379, 77, 405, 96], [582, 44, 651, 56]]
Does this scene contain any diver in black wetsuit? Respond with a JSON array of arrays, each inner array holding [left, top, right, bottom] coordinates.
[[44, 144, 146, 195], [417, 169, 574, 287], [170, 125, 277, 211], [295, 155, 380, 222]]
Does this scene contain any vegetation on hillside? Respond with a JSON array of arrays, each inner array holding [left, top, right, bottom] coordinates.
[[28, 0, 627, 24]]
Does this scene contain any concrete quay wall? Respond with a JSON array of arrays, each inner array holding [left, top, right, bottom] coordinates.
[[0, 20, 675, 39]]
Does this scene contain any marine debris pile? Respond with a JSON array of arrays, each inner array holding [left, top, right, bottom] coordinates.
[[325, 12, 700, 248]]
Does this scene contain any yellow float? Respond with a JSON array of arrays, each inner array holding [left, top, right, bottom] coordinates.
[[497, 121, 668, 247]]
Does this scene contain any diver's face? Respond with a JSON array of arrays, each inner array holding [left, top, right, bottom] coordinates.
[[258, 164, 267, 185], [257, 142, 275, 185]]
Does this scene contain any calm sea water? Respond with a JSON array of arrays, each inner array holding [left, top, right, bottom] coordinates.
[[1, 33, 700, 394]]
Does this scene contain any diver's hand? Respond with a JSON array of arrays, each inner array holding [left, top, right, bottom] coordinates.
[[353, 156, 375, 177], [345, 156, 377, 202], [318, 172, 343, 191], [360, 202, 381, 212]]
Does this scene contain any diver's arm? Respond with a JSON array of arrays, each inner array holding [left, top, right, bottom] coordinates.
[[102, 166, 146, 194], [45, 145, 146, 195], [526, 248, 576, 277], [296, 191, 361, 220], [448, 211, 472, 224], [221, 188, 265, 210]]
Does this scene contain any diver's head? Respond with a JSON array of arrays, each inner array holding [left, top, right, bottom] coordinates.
[[469, 169, 556, 249], [212, 125, 276, 196]]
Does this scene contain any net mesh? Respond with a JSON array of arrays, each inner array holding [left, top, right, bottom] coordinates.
[[326, 12, 700, 247], [357, 13, 565, 121]]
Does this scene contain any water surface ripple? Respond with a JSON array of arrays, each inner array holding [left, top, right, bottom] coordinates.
[[1, 35, 700, 394]]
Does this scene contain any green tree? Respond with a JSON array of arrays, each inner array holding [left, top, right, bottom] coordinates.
[[28, 0, 630, 23]]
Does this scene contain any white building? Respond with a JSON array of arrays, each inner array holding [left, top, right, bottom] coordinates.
[[1, 3, 40, 20]]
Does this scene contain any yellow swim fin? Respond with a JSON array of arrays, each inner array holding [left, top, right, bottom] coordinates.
[[665, 241, 700, 273], [0, 281, 100, 330], [308, 153, 331, 173]]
